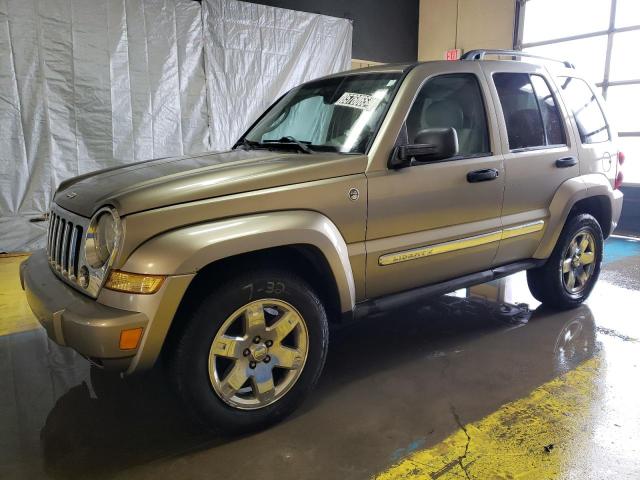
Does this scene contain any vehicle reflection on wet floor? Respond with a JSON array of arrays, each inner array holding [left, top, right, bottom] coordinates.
[[1, 237, 639, 479]]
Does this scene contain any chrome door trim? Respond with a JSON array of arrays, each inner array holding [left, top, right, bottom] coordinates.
[[379, 230, 503, 266], [501, 220, 545, 239], [379, 220, 545, 266]]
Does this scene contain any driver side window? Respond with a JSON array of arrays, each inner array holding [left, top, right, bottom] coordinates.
[[404, 73, 491, 157]]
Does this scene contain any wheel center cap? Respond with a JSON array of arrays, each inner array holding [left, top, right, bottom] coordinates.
[[250, 343, 268, 362], [572, 255, 581, 267]]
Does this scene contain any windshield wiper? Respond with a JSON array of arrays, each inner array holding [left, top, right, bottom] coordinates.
[[262, 136, 314, 154], [237, 138, 262, 150]]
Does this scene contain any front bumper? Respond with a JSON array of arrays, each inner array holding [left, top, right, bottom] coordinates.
[[20, 250, 147, 370]]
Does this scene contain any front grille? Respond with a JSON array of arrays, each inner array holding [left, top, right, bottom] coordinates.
[[47, 205, 87, 281]]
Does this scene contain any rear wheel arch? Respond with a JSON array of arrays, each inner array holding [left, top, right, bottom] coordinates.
[[567, 195, 612, 238], [534, 176, 615, 259]]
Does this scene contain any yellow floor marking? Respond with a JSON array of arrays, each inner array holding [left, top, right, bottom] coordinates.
[[374, 357, 601, 479], [0, 254, 41, 337]]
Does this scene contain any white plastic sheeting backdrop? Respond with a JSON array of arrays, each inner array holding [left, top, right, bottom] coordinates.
[[0, 0, 352, 252], [203, 0, 353, 150]]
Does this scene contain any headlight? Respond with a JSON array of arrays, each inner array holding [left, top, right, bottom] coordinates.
[[85, 207, 121, 269]]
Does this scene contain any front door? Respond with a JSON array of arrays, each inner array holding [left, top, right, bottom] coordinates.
[[365, 63, 505, 299]]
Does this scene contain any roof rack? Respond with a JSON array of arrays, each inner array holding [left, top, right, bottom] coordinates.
[[461, 49, 575, 69]]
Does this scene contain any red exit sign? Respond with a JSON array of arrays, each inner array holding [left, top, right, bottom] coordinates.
[[445, 48, 462, 61]]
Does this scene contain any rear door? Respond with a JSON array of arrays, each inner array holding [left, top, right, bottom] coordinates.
[[480, 62, 580, 265]]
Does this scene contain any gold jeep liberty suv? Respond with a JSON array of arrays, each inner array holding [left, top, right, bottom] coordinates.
[[21, 50, 624, 433]]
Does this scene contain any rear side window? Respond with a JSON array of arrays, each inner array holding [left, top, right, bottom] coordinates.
[[558, 76, 610, 144], [530, 75, 566, 146], [494, 73, 566, 150]]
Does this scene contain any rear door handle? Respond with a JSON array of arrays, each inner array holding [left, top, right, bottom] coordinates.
[[467, 168, 500, 183], [555, 156, 577, 168]]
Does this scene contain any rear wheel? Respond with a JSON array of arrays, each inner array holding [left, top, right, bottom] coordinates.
[[527, 213, 603, 309], [168, 269, 329, 434]]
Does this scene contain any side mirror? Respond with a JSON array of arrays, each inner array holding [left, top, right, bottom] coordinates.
[[389, 127, 459, 169]]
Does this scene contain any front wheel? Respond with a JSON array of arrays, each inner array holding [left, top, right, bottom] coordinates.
[[527, 213, 603, 309], [168, 269, 329, 434]]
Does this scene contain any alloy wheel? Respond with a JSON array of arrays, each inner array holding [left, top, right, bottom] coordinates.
[[208, 299, 309, 410], [561, 230, 597, 294]]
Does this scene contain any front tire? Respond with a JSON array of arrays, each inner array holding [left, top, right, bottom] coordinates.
[[527, 213, 603, 309], [168, 269, 329, 434]]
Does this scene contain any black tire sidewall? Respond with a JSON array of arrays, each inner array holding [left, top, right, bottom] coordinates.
[[557, 220, 602, 302], [533, 213, 603, 308], [171, 270, 329, 434]]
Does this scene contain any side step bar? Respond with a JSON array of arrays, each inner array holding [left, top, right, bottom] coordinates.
[[351, 259, 545, 321]]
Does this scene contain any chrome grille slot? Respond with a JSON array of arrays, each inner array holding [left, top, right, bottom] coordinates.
[[47, 215, 54, 259], [47, 205, 89, 287], [56, 219, 66, 268], [69, 225, 82, 279], [47, 214, 56, 258], [61, 221, 71, 274], [51, 216, 61, 266]]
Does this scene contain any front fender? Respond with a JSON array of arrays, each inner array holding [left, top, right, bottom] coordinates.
[[122, 210, 356, 313]]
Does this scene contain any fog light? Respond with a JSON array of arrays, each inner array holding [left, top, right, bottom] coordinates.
[[105, 270, 165, 294], [119, 327, 143, 350]]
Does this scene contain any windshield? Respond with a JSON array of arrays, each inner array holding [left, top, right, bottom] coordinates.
[[242, 73, 402, 154]]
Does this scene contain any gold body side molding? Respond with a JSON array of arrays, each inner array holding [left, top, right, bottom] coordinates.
[[379, 220, 545, 266]]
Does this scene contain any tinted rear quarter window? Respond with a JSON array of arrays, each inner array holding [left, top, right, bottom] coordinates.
[[558, 76, 610, 144]]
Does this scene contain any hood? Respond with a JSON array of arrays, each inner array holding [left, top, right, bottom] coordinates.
[[54, 149, 367, 217]]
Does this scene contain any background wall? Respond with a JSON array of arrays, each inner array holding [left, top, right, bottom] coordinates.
[[418, 0, 516, 60], [0, 0, 209, 219], [203, 0, 352, 151], [248, 0, 419, 63]]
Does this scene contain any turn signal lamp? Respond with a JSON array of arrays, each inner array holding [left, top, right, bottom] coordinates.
[[105, 270, 165, 294], [119, 327, 143, 350]]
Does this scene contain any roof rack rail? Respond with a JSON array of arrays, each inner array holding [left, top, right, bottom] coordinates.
[[461, 49, 575, 69]]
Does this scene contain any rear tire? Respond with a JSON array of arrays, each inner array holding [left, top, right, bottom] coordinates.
[[168, 269, 329, 434], [527, 213, 603, 309]]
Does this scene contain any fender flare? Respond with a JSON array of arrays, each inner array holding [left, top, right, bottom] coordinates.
[[122, 210, 357, 313], [534, 174, 615, 259]]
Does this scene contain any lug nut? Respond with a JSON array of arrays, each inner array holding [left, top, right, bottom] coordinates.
[[253, 336, 261, 344], [243, 348, 250, 357], [264, 355, 271, 363], [265, 340, 273, 347], [249, 361, 257, 369]]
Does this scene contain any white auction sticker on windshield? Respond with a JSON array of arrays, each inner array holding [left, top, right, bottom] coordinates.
[[335, 92, 382, 111]]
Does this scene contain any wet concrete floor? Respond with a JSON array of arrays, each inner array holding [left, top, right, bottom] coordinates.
[[1, 236, 640, 479]]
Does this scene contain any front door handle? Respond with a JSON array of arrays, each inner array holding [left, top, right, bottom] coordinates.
[[467, 168, 500, 183], [555, 156, 577, 168]]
